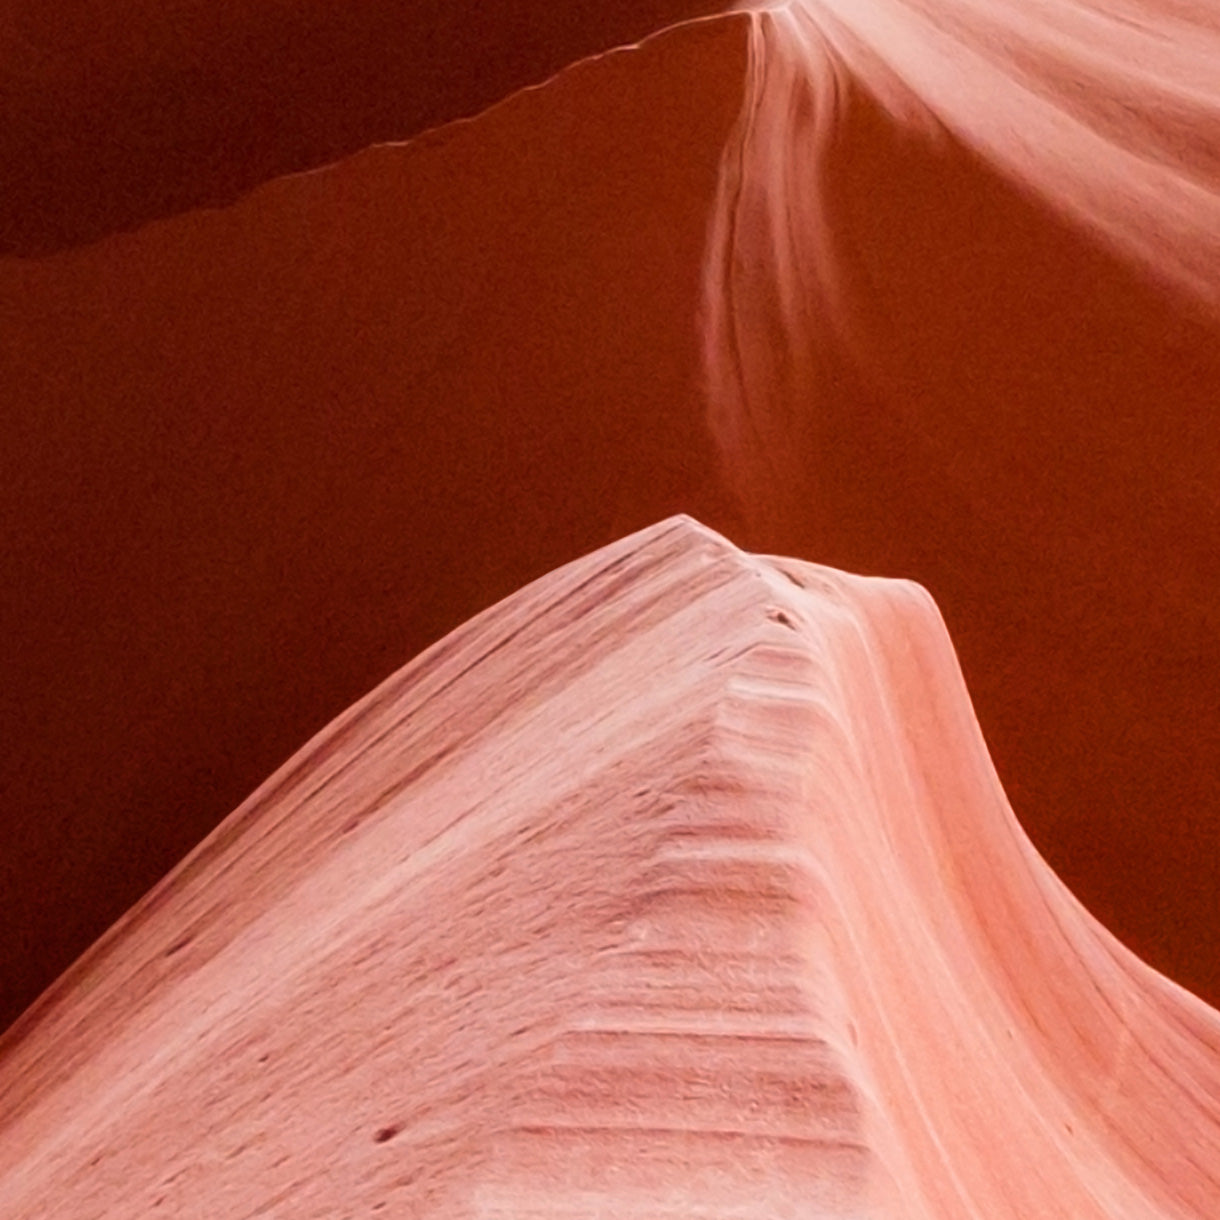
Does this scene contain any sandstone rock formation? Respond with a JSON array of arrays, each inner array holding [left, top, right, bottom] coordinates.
[[2, 517, 1216, 1218], [5, 2, 1220, 1036]]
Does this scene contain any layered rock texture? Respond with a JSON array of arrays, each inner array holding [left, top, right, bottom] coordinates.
[[2, 518, 1217, 1218], [7, 4, 1220, 1038]]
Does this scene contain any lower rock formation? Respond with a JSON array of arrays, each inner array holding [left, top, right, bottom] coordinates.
[[1, 517, 1216, 1217]]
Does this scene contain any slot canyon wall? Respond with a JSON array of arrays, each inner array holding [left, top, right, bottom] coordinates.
[[2, 0, 1218, 1145]]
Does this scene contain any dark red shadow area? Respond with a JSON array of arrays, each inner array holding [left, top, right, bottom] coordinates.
[[2, 0, 726, 253]]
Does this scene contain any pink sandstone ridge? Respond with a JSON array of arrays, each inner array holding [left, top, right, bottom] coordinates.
[[1, 517, 1217, 1217]]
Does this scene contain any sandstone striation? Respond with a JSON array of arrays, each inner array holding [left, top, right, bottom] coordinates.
[[2, 517, 1216, 1217]]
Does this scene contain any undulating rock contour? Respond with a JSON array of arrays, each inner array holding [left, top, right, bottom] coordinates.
[[7, 4, 1219, 1027]]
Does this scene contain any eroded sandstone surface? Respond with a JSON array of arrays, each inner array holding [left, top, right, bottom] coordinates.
[[1, 518, 1217, 1217], [5, 0, 1220, 1050]]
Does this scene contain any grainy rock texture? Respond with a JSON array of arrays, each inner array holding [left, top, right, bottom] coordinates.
[[2, 517, 1216, 1218]]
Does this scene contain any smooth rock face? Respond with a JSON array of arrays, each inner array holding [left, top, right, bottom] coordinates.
[[1, 517, 1217, 1218]]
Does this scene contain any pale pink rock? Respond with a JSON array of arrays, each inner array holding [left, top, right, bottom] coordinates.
[[1, 516, 1216, 1217]]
